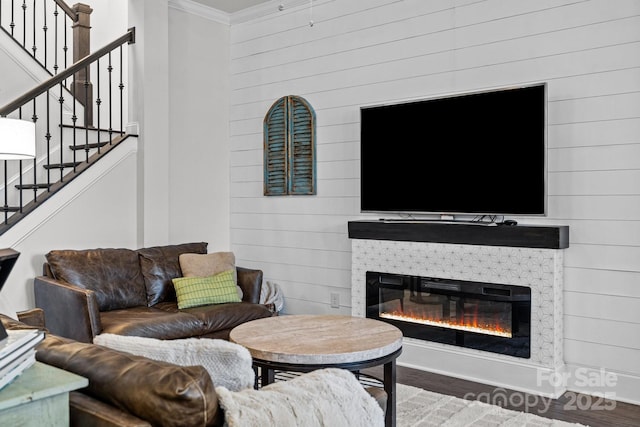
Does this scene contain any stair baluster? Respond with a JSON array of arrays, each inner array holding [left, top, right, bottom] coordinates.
[[1, 1, 83, 99], [0, 28, 135, 234]]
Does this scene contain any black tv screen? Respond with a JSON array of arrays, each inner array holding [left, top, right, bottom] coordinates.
[[360, 84, 547, 216]]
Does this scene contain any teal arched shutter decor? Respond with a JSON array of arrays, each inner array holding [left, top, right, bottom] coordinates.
[[288, 96, 315, 194], [264, 95, 316, 196], [264, 97, 288, 196]]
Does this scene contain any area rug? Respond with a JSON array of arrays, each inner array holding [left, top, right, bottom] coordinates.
[[396, 384, 588, 427]]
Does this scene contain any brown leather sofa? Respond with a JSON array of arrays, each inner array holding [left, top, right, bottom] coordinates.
[[2, 310, 387, 427], [33, 242, 273, 343]]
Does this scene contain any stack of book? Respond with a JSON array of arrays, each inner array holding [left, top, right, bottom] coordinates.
[[0, 329, 45, 390]]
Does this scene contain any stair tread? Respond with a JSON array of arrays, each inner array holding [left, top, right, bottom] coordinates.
[[0, 206, 21, 213], [15, 184, 51, 190], [44, 162, 84, 169], [68, 141, 110, 150]]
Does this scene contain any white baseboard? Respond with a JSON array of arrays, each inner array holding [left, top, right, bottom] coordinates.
[[565, 363, 640, 406], [398, 338, 567, 398]]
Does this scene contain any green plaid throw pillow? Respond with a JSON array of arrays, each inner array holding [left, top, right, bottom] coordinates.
[[172, 269, 241, 309]]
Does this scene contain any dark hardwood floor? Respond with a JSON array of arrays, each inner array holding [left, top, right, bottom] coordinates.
[[362, 365, 640, 427]]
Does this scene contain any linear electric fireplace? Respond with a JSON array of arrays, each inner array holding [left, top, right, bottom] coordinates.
[[366, 271, 531, 358], [349, 221, 569, 396]]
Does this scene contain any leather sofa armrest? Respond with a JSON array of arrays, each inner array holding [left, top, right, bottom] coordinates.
[[0, 313, 42, 332], [34, 275, 102, 343], [16, 308, 46, 329], [70, 392, 152, 427], [236, 266, 263, 304], [38, 335, 222, 427]]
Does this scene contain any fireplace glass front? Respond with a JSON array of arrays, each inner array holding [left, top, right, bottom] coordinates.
[[366, 271, 531, 358]]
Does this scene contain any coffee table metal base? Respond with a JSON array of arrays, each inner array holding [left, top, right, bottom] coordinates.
[[254, 348, 402, 427]]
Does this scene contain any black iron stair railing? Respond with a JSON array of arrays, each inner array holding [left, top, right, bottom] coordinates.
[[0, 0, 84, 77], [1, 0, 98, 125], [0, 27, 135, 236]]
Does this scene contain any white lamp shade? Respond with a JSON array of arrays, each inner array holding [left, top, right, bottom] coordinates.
[[0, 118, 36, 160]]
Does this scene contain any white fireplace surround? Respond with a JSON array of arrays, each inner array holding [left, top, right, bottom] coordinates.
[[351, 238, 566, 397]]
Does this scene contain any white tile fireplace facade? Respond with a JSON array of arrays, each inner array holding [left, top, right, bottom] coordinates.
[[351, 236, 567, 397]]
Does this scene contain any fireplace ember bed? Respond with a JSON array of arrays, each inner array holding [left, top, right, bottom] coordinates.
[[366, 271, 531, 358]]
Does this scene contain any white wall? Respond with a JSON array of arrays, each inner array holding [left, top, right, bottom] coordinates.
[[0, 32, 50, 105], [127, 0, 172, 247], [168, 6, 231, 251], [126, 0, 232, 248], [0, 138, 139, 318], [91, 0, 130, 49], [228, 0, 640, 403], [90, 0, 130, 131]]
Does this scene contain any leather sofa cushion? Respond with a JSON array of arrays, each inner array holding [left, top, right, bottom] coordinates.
[[99, 306, 209, 339], [181, 302, 273, 334], [99, 302, 272, 340], [46, 248, 147, 311], [37, 334, 222, 427], [138, 242, 208, 306]]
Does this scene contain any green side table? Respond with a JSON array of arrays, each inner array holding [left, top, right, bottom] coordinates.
[[0, 362, 88, 426]]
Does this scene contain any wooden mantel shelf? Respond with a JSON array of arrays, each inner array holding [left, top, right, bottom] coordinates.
[[347, 220, 569, 249]]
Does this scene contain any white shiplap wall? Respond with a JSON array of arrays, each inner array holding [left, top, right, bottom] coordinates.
[[228, 0, 640, 402]]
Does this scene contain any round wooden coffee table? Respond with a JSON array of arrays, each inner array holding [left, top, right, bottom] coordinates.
[[229, 314, 402, 427]]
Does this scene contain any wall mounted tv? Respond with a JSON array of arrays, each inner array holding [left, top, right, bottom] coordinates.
[[360, 83, 547, 217]]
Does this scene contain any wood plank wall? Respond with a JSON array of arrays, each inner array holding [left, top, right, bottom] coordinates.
[[228, 0, 640, 402]]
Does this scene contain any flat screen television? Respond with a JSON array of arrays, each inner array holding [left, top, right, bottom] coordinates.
[[360, 83, 547, 217]]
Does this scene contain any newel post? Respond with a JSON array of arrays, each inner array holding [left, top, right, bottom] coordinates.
[[72, 3, 93, 127]]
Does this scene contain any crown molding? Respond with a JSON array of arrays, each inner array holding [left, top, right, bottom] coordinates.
[[168, 0, 230, 25], [230, 0, 311, 25], [168, 0, 328, 26]]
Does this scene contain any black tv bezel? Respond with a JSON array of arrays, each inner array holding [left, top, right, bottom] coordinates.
[[359, 83, 548, 218]]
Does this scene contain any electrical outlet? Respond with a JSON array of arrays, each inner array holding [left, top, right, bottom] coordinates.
[[330, 293, 340, 308]]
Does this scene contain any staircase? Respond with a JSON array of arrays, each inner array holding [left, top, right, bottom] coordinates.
[[0, 0, 135, 236]]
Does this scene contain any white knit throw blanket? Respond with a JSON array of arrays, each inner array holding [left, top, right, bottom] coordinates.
[[93, 333, 254, 391], [216, 368, 384, 427]]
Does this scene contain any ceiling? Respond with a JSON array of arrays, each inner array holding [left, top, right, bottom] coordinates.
[[191, 0, 271, 14]]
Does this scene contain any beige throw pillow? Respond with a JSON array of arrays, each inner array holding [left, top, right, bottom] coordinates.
[[179, 252, 242, 299]]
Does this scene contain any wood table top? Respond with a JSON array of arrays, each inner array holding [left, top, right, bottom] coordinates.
[[229, 314, 403, 365]]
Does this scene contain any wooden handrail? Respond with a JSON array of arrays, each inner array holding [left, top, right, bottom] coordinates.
[[0, 28, 135, 117], [54, 0, 77, 21]]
